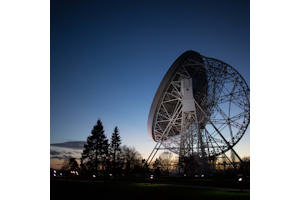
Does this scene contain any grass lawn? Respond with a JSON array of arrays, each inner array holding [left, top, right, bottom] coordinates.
[[51, 179, 249, 200]]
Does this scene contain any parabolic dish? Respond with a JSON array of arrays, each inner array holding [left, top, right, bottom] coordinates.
[[147, 50, 249, 157]]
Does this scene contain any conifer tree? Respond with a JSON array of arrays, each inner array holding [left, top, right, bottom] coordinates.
[[110, 126, 121, 164], [81, 119, 109, 172]]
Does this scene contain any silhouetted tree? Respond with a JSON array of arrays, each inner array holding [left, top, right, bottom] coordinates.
[[141, 159, 150, 175], [64, 158, 79, 170], [109, 126, 121, 171], [240, 156, 250, 175], [180, 155, 200, 176], [157, 151, 173, 173], [152, 158, 161, 178], [61, 158, 79, 176], [81, 120, 109, 173], [152, 158, 161, 169], [79, 157, 89, 176], [120, 145, 142, 173]]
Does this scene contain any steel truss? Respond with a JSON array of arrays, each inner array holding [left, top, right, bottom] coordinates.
[[146, 53, 250, 170]]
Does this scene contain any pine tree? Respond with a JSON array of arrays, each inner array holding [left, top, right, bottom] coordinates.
[[81, 119, 109, 172], [110, 126, 121, 164]]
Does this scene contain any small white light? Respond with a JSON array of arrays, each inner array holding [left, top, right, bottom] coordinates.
[[109, 174, 112, 176], [201, 174, 204, 178], [53, 174, 56, 176], [53, 170, 56, 173], [60, 173, 62, 176], [76, 171, 79, 175], [184, 174, 186, 177], [238, 178, 242, 182], [150, 176, 153, 179], [93, 175, 96, 178]]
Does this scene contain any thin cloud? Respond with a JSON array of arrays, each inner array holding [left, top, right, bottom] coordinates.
[[50, 142, 83, 161], [50, 150, 61, 155], [51, 141, 85, 149], [51, 155, 73, 160]]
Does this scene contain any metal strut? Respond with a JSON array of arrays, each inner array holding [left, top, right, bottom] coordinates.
[[145, 141, 163, 165], [194, 100, 243, 163], [146, 102, 182, 166]]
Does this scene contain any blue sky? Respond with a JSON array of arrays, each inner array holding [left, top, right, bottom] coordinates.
[[51, 0, 249, 162]]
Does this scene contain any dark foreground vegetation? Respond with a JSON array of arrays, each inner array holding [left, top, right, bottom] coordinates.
[[51, 176, 249, 200]]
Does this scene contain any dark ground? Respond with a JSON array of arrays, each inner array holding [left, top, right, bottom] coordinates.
[[51, 177, 250, 200]]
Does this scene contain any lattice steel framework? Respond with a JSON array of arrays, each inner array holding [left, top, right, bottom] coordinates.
[[146, 51, 250, 167]]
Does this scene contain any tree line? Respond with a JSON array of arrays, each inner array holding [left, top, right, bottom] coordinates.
[[57, 119, 249, 178], [61, 119, 148, 177]]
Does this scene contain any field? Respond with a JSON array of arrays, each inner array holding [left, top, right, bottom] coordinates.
[[51, 177, 250, 200]]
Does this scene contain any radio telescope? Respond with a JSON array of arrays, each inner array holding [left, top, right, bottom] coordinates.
[[146, 50, 249, 170]]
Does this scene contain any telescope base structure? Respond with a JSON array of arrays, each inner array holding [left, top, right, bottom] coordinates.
[[146, 78, 242, 173], [146, 142, 241, 175]]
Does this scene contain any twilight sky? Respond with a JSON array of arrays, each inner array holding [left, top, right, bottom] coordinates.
[[51, 0, 250, 168]]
